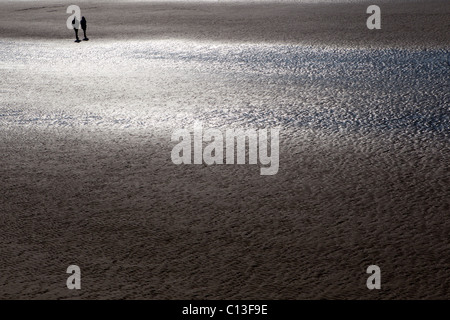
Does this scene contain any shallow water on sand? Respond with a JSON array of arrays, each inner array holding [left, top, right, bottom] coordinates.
[[1, 39, 448, 141]]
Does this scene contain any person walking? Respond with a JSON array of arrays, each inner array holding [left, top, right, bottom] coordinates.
[[72, 17, 80, 42], [81, 16, 88, 41]]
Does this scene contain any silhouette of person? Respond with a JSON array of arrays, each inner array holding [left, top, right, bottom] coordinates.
[[72, 18, 80, 42], [81, 16, 88, 40]]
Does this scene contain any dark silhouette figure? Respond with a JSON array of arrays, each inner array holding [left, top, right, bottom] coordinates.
[[72, 18, 80, 42], [81, 16, 88, 41]]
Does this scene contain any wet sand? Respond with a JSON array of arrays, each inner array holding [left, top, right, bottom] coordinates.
[[0, 0, 449, 47], [0, 1, 449, 300]]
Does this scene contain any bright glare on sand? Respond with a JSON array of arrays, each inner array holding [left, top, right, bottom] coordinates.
[[1, 39, 448, 136]]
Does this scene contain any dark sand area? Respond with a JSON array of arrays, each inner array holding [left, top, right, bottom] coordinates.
[[0, 0, 449, 47], [1, 127, 448, 299]]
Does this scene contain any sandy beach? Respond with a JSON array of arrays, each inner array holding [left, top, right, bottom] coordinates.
[[0, 0, 449, 47], [0, 1, 449, 300]]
